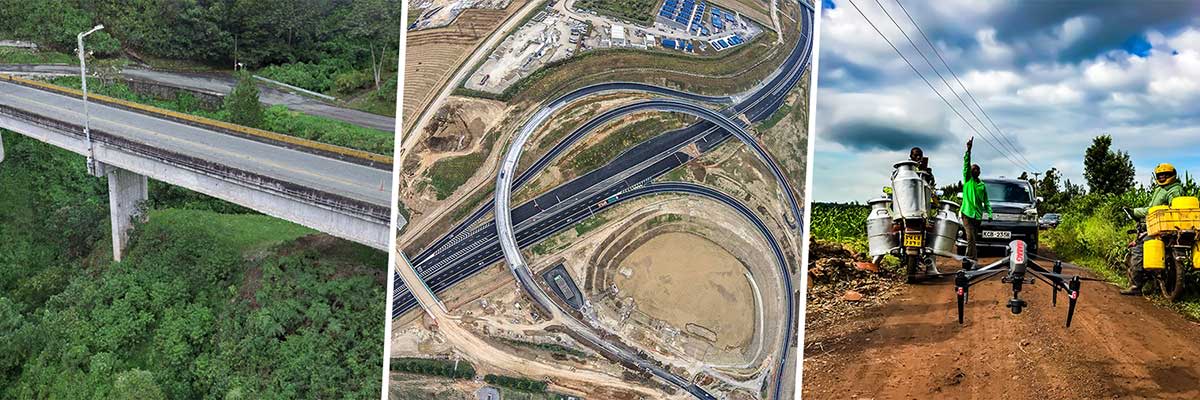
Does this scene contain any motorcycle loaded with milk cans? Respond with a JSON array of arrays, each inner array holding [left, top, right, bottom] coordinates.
[[1123, 196, 1200, 301], [866, 161, 963, 283]]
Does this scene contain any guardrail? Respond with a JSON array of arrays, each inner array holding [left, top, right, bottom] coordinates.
[[0, 103, 390, 223], [0, 74, 392, 169], [253, 75, 338, 101]]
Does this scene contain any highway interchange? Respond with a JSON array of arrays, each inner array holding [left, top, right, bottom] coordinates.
[[395, 1, 813, 398]]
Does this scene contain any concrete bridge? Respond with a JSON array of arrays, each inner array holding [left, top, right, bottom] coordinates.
[[0, 74, 396, 259]]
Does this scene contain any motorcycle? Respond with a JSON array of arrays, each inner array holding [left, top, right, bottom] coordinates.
[[867, 161, 960, 283], [1120, 206, 1196, 301]]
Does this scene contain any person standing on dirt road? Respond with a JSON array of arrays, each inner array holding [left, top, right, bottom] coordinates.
[[960, 137, 992, 269], [1121, 163, 1185, 295]]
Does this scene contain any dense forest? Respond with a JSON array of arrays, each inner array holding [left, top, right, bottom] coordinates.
[[0, 131, 386, 398]]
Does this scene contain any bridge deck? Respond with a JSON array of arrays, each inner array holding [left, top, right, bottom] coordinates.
[[0, 80, 391, 207]]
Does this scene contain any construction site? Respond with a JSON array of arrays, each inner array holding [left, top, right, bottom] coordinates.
[[393, 0, 811, 398], [464, 0, 767, 95]]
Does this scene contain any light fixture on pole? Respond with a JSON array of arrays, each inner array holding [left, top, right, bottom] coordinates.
[[78, 24, 104, 175]]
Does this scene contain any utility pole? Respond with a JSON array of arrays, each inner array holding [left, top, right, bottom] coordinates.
[[78, 25, 104, 176]]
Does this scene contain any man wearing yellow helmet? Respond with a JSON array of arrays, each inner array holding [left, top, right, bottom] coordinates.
[[1121, 163, 1185, 295]]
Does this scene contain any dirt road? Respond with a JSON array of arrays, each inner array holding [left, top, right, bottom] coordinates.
[[803, 257, 1200, 399]]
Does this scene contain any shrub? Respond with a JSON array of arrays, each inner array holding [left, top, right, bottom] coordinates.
[[226, 72, 264, 128]]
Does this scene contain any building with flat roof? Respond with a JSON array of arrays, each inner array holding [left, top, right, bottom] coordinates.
[[611, 24, 627, 46]]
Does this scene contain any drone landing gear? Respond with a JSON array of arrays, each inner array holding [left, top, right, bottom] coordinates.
[[953, 240, 1093, 328]]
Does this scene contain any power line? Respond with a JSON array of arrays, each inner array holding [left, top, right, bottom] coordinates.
[[843, 0, 1029, 172], [892, 0, 1040, 172], [872, 0, 1036, 172]]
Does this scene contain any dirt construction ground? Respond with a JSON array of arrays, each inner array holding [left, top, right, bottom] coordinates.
[[804, 256, 1200, 400], [616, 231, 756, 350]]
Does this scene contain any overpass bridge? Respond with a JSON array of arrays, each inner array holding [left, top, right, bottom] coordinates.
[[0, 74, 396, 259]]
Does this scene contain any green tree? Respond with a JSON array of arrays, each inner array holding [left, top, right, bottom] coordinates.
[[226, 72, 263, 128], [346, 0, 401, 91], [111, 369, 166, 400], [1083, 135, 1135, 195]]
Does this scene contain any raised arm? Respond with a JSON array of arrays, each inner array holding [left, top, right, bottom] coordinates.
[[963, 137, 974, 182]]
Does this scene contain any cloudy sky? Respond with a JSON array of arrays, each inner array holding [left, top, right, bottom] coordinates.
[[811, 0, 1200, 202]]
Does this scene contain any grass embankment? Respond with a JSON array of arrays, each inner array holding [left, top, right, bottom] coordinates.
[[0, 48, 75, 64], [566, 114, 690, 175], [0, 133, 386, 398], [1043, 181, 1200, 319], [426, 130, 500, 200], [258, 61, 399, 117], [574, 215, 608, 236], [44, 76, 393, 155]]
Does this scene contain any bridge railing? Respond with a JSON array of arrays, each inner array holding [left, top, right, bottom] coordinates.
[[0, 103, 389, 223]]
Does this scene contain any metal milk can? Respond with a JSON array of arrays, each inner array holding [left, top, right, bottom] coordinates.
[[930, 200, 963, 257], [890, 160, 930, 219], [866, 197, 898, 257]]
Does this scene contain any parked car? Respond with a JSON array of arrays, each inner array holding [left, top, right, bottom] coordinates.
[[1039, 213, 1061, 229], [960, 178, 1041, 254]]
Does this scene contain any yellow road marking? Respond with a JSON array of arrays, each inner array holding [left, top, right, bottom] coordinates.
[[0, 74, 392, 164]]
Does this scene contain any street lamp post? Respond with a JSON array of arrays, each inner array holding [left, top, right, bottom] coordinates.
[[78, 24, 104, 175]]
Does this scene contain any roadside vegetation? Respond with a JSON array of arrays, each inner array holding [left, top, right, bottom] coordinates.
[[426, 131, 500, 200], [0, 0, 399, 115], [1042, 136, 1200, 318], [575, 0, 658, 25], [455, 26, 787, 102], [0, 48, 76, 64], [44, 76, 393, 155], [484, 374, 549, 393], [566, 114, 690, 176], [390, 357, 476, 379], [574, 215, 609, 236], [0, 133, 385, 398]]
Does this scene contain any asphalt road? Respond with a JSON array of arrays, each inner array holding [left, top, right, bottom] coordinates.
[[0, 64, 395, 132], [0, 79, 392, 207]]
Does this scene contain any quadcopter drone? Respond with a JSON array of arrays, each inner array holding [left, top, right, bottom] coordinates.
[[951, 240, 1101, 327]]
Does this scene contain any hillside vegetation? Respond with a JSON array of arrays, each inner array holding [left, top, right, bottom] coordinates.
[[0, 0, 400, 111], [0, 132, 386, 398]]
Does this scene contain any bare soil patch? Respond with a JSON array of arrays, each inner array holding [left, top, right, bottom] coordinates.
[[615, 232, 755, 350], [804, 255, 1200, 399]]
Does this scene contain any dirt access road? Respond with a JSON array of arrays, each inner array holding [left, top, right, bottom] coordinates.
[[803, 257, 1200, 399]]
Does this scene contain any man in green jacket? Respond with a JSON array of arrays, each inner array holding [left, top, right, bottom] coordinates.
[[1122, 163, 1185, 295], [961, 137, 992, 269]]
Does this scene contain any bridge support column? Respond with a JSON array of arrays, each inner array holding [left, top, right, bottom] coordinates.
[[106, 166, 148, 261]]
